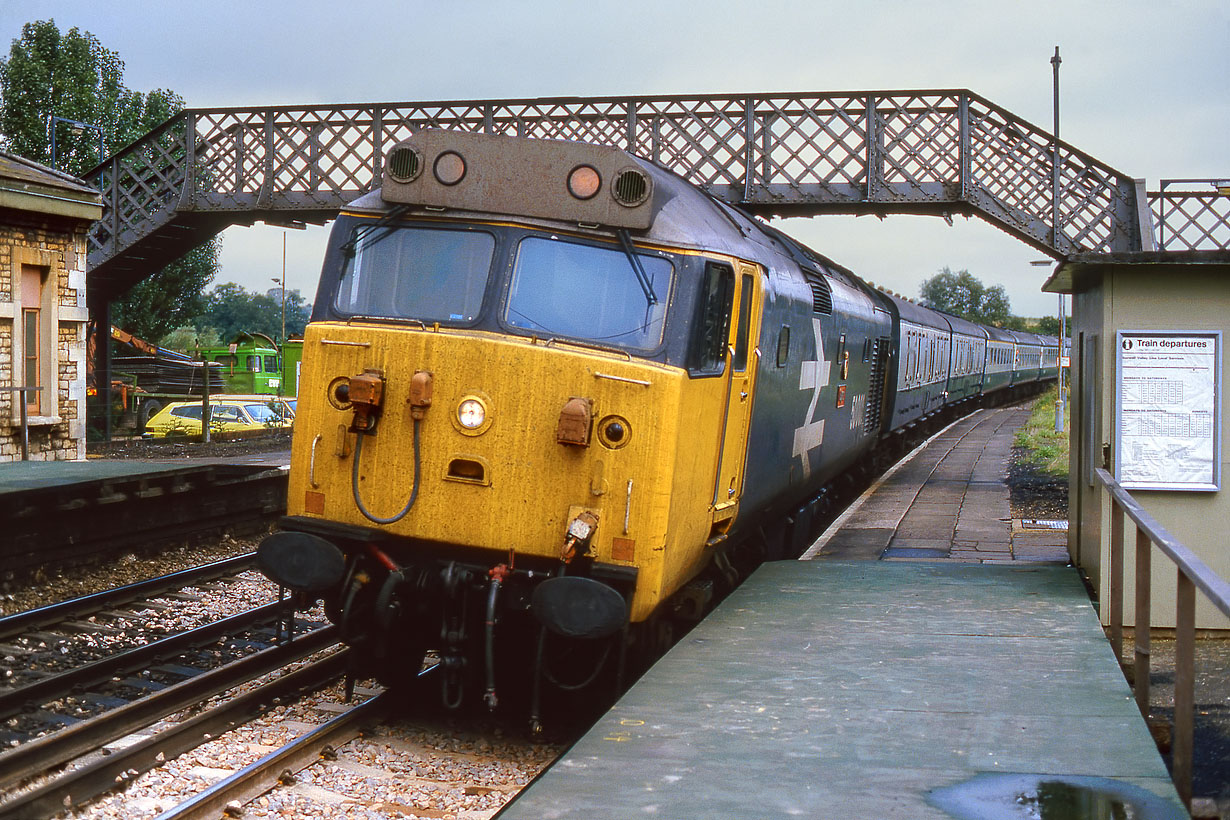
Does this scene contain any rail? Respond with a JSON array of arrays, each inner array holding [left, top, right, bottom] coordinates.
[[1095, 467, 1230, 809]]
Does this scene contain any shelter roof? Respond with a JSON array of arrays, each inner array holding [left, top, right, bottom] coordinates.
[[0, 150, 102, 222]]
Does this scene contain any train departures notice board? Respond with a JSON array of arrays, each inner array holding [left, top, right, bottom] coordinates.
[[1116, 331, 1222, 492]]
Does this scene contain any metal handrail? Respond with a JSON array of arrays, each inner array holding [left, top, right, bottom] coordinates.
[[1, 386, 44, 461], [1149, 179, 1230, 252], [1094, 467, 1230, 809]]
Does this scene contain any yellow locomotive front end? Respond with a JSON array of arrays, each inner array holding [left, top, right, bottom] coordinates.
[[288, 319, 694, 620], [257, 130, 764, 718]]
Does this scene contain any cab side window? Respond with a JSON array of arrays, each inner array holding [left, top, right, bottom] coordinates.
[[689, 262, 734, 375]]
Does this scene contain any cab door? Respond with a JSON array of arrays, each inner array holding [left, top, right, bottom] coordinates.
[[712, 262, 764, 521]]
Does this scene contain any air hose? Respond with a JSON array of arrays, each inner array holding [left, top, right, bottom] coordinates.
[[351, 417, 422, 525], [483, 577, 501, 710]]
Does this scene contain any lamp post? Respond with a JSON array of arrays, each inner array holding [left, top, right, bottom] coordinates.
[[272, 232, 287, 397], [1055, 292, 1066, 432], [49, 116, 104, 172], [1031, 259, 1065, 432], [1050, 46, 1062, 249], [279, 231, 287, 345]]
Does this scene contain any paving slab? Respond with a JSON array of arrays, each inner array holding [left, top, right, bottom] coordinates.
[[500, 561, 1184, 820], [803, 407, 1070, 565]]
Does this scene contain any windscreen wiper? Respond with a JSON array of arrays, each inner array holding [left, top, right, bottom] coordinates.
[[340, 204, 411, 261], [617, 229, 658, 307]]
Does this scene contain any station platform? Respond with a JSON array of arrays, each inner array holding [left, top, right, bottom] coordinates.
[[498, 408, 1186, 819], [805, 406, 1070, 564], [0, 448, 290, 495], [0, 450, 289, 580]]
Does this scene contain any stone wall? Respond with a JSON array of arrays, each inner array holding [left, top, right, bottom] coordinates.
[[0, 212, 91, 461]]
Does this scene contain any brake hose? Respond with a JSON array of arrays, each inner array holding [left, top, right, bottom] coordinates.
[[351, 417, 422, 524]]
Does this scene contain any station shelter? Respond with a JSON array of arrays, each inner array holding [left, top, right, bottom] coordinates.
[[1046, 251, 1230, 630], [0, 151, 102, 462]]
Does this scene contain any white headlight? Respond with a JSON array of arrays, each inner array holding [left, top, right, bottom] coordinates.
[[457, 399, 486, 429]]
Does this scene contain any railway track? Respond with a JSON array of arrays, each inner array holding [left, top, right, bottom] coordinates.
[[154, 678, 393, 820], [0, 555, 345, 816], [97, 666, 562, 820], [0, 643, 345, 818], [0, 553, 257, 643]]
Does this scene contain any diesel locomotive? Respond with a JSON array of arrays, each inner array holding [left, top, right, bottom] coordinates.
[[257, 129, 1057, 719]]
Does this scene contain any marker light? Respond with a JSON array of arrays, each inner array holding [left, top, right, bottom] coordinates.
[[457, 398, 486, 429], [433, 151, 466, 186], [567, 165, 601, 200]]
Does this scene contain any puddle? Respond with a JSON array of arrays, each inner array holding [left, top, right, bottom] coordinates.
[[928, 773, 1186, 819]]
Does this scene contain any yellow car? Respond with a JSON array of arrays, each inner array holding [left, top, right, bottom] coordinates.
[[142, 398, 292, 439], [226, 395, 297, 421]]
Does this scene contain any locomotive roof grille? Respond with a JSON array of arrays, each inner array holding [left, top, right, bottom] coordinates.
[[387, 146, 422, 183], [613, 169, 650, 207], [805, 271, 834, 315]]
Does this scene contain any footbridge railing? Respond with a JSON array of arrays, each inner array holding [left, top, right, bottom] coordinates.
[[82, 90, 1222, 297]]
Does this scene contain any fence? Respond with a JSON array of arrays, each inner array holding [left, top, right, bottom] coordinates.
[[1096, 467, 1230, 809]]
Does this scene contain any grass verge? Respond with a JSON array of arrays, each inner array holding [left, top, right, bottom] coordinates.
[[1014, 385, 1071, 478]]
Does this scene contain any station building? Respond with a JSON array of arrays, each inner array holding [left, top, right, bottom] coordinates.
[[1048, 251, 1230, 630], [0, 151, 101, 462]]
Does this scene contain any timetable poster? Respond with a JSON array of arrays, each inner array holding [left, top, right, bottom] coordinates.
[[1116, 331, 1221, 491]]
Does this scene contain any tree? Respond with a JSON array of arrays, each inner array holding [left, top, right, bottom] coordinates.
[[919, 267, 1013, 327], [1034, 315, 1071, 337], [0, 20, 178, 174], [111, 242, 219, 341], [160, 325, 223, 354], [195, 283, 311, 344], [0, 19, 219, 336]]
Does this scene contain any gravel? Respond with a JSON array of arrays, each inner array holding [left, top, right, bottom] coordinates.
[[85, 430, 293, 461], [68, 677, 562, 820], [0, 534, 260, 617], [1007, 448, 1069, 521]]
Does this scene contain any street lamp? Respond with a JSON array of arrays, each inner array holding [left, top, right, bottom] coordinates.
[[49, 116, 104, 172], [1031, 259, 1066, 432], [272, 232, 287, 395]]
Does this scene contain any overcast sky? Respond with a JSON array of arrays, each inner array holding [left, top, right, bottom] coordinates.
[[3, 0, 1226, 316]]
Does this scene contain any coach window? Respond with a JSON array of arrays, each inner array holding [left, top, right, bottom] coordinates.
[[689, 262, 734, 375], [905, 334, 916, 385]]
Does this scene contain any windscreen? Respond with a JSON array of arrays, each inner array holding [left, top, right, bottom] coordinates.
[[242, 403, 281, 423], [335, 224, 496, 323], [504, 236, 672, 350]]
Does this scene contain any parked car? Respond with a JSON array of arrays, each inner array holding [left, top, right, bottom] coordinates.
[[142, 398, 292, 438], [226, 394, 297, 421]]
